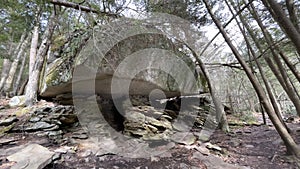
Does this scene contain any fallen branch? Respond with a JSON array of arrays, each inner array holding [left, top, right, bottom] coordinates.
[[49, 0, 118, 17]]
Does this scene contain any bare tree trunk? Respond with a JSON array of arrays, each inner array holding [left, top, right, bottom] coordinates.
[[0, 59, 12, 92], [249, 3, 300, 116], [285, 0, 300, 33], [25, 12, 57, 106], [0, 34, 26, 91], [3, 34, 30, 94], [227, 87, 236, 114], [226, 0, 289, 130], [279, 51, 300, 83], [29, 25, 39, 74], [240, 1, 290, 127], [17, 78, 28, 96], [203, 0, 300, 157], [187, 46, 229, 132], [13, 52, 28, 95], [261, 0, 300, 54]]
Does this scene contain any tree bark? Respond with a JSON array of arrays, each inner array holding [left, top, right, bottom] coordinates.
[[186, 44, 229, 132], [25, 12, 57, 106], [0, 34, 26, 92], [279, 51, 300, 83], [226, 0, 287, 129], [13, 52, 28, 95], [261, 0, 300, 54], [3, 34, 30, 94], [0, 59, 12, 92], [203, 0, 300, 157], [29, 25, 39, 74], [249, 3, 300, 116], [285, 0, 300, 33]]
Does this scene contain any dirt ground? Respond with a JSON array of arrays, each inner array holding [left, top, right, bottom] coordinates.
[[1, 98, 300, 169], [211, 124, 300, 169]]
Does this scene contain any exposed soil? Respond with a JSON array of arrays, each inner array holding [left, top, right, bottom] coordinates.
[[211, 124, 300, 169], [0, 98, 300, 169]]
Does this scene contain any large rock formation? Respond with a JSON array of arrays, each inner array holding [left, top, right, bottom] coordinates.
[[40, 19, 207, 99]]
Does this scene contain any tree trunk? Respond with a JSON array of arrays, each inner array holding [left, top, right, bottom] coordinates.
[[279, 51, 300, 83], [249, 3, 300, 116], [29, 25, 39, 74], [203, 0, 300, 158], [261, 0, 300, 54], [17, 78, 28, 96], [25, 12, 57, 106], [0, 59, 12, 92], [285, 0, 300, 33], [187, 45, 229, 132], [226, 0, 289, 130], [0, 33, 26, 92], [13, 52, 28, 95], [3, 34, 30, 94]]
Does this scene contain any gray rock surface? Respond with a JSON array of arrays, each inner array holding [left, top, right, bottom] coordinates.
[[7, 144, 54, 169], [40, 19, 207, 98], [9, 95, 26, 107], [0, 117, 18, 126]]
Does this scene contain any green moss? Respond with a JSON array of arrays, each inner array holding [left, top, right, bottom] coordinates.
[[0, 124, 15, 135]]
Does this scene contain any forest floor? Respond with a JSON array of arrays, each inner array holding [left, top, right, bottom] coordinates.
[[0, 98, 300, 169]]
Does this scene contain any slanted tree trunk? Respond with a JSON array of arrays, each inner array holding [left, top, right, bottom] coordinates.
[[285, 0, 300, 33], [13, 52, 28, 95], [0, 34, 26, 92], [261, 0, 300, 54], [279, 51, 300, 83], [3, 34, 30, 94], [25, 12, 57, 106], [248, 3, 300, 116], [203, 0, 300, 157], [225, 0, 288, 130], [187, 46, 229, 132]]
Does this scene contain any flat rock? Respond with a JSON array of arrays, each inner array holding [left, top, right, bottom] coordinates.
[[24, 122, 57, 131], [7, 144, 54, 169], [0, 138, 18, 145], [171, 132, 197, 145], [0, 117, 18, 126]]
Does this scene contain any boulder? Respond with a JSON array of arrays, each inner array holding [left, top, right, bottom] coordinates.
[[40, 19, 207, 99]]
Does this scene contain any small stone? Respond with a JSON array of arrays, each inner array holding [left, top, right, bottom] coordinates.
[[29, 117, 41, 123], [54, 146, 73, 154], [52, 153, 61, 161], [171, 132, 196, 145], [205, 142, 222, 152], [72, 133, 88, 139], [244, 144, 254, 148], [48, 130, 63, 137], [25, 122, 56, 131], [229, 140, 240, 147], [9, 95, 26, 107], [195, 145, 210, 156], [79, 150, 92, 158]]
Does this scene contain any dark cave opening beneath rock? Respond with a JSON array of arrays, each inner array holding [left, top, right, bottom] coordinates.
[[95, 95, 211, 136]]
